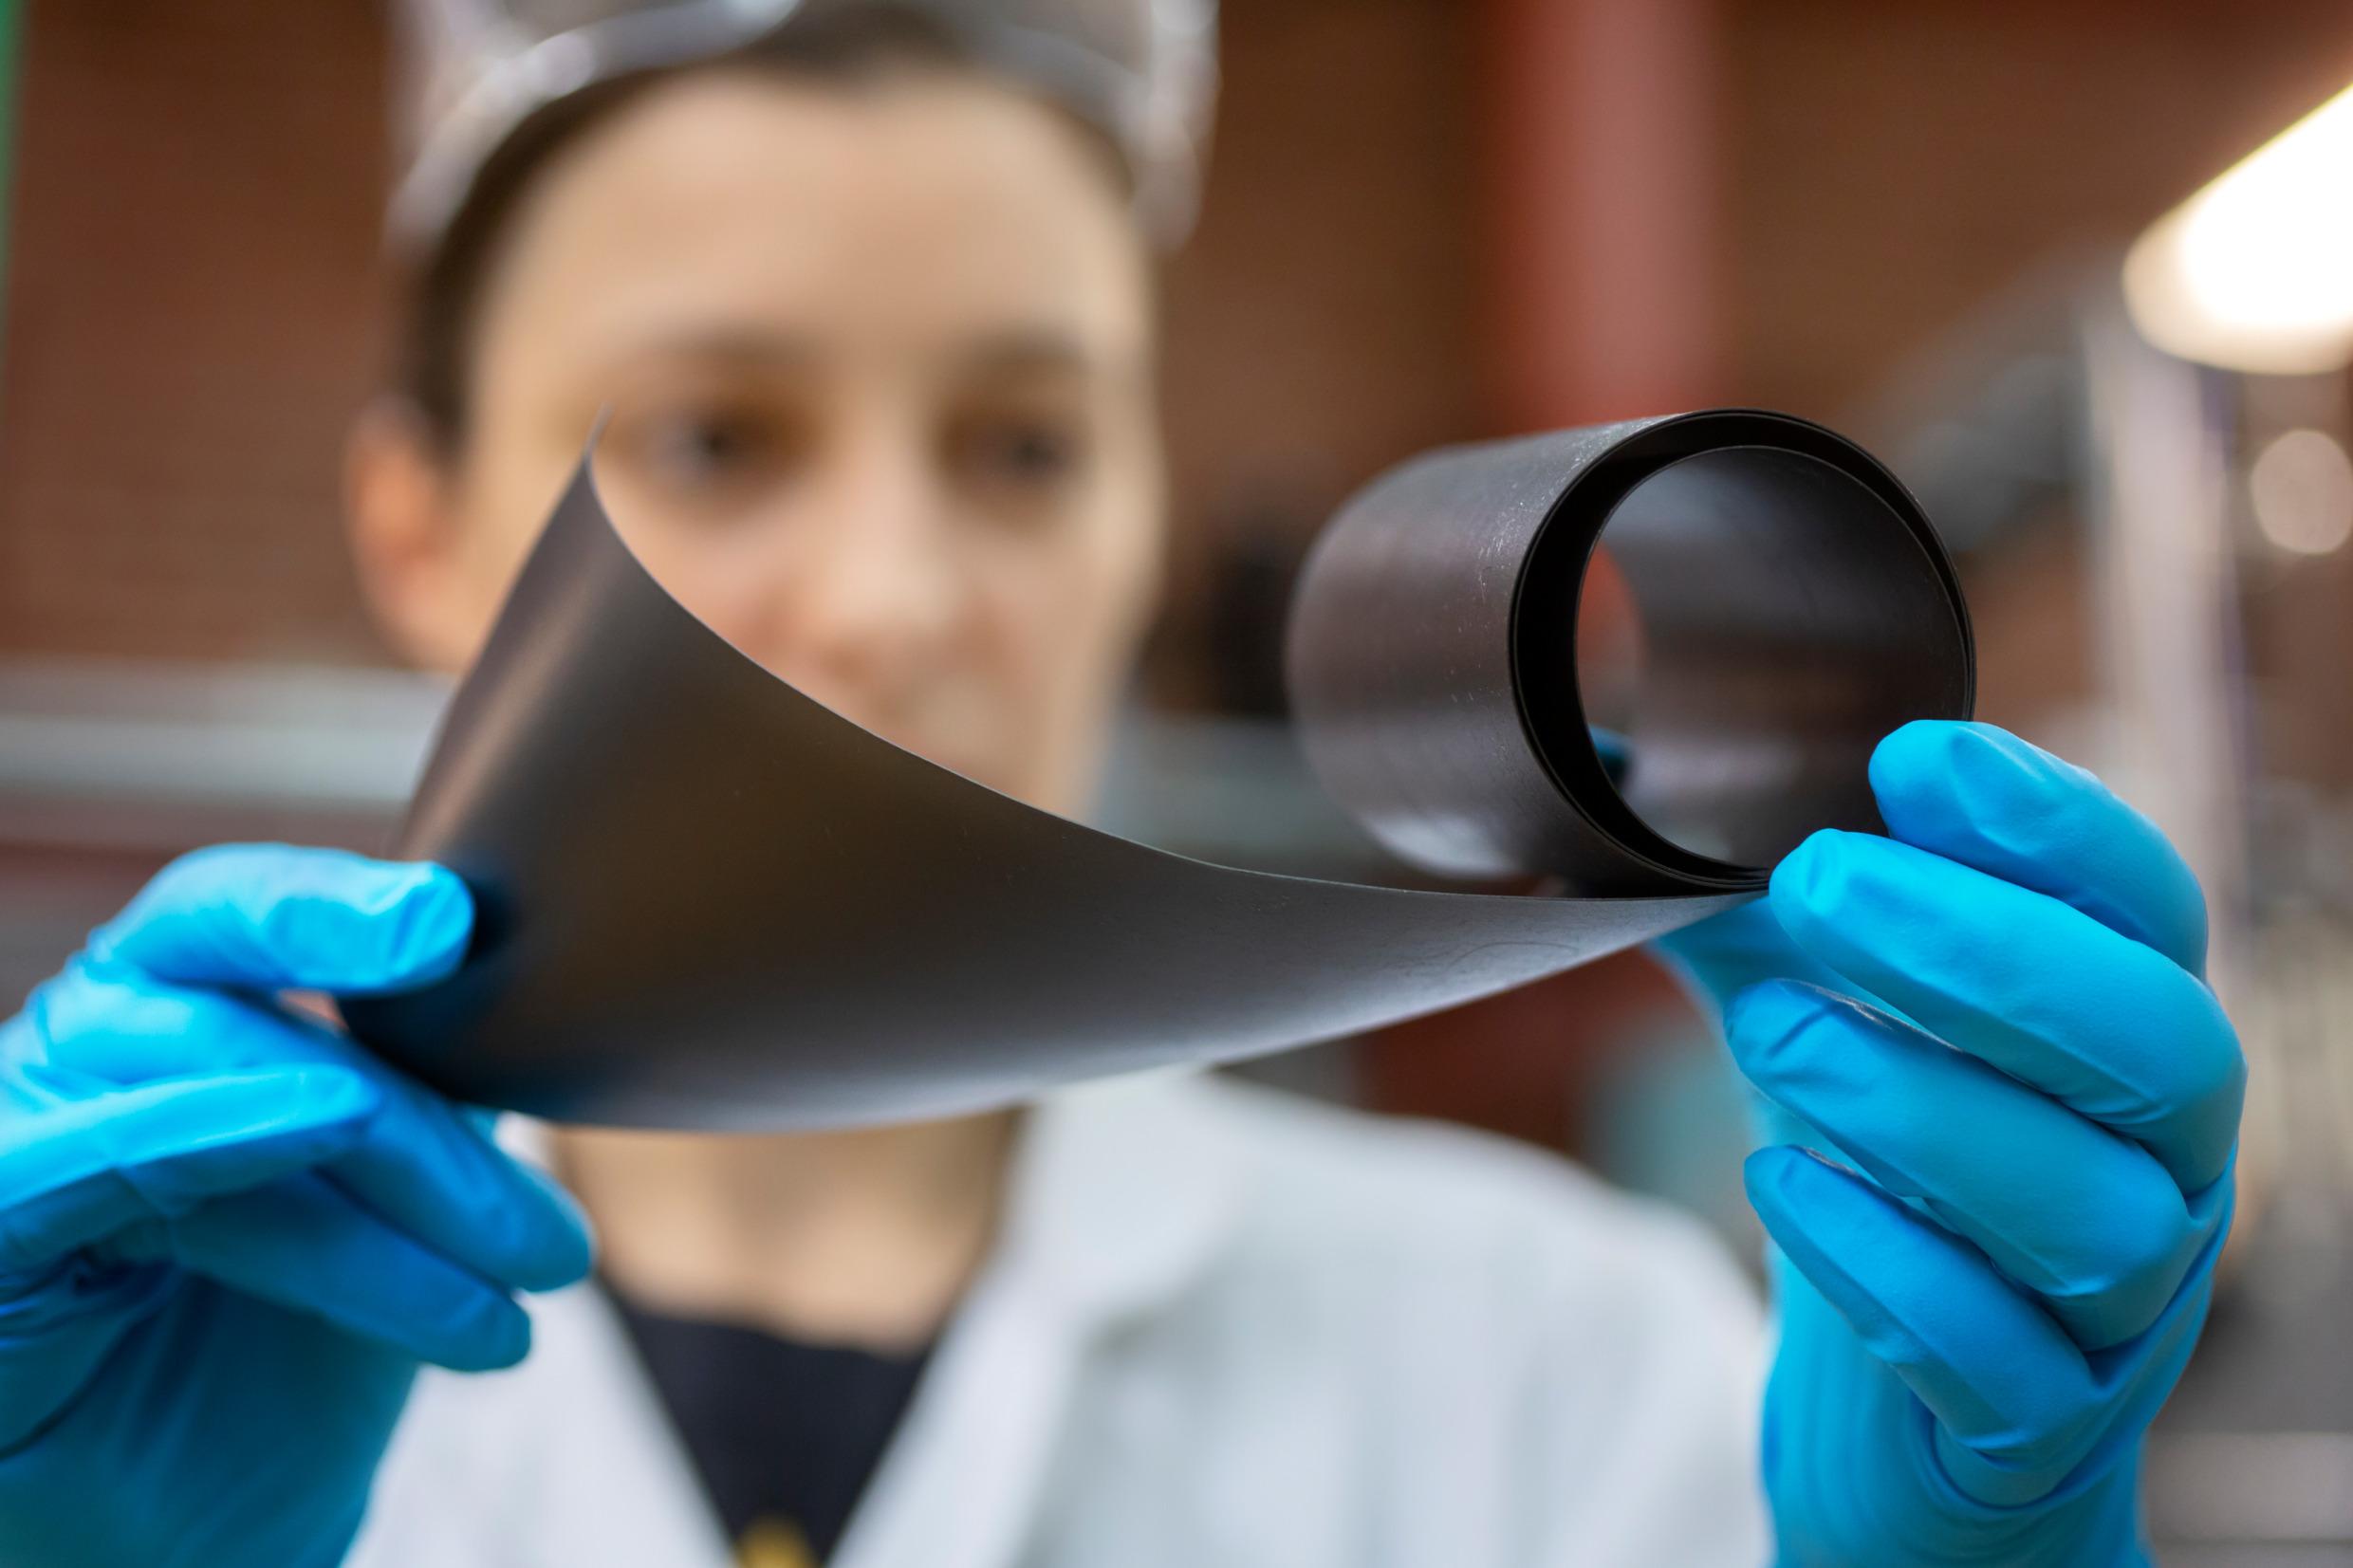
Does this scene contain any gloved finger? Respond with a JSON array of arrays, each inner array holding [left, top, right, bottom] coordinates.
[[94, 1172, 533, 1372], [84, 843, 472, 997], [1652, 898, 1849, 1017], [1744, 1144, 2103, 1506], [31, 973, 593, 1293], [317, 1098, 593, 1296], [1769, 830, 2244, 1192], [0, 1066, 380, 1273], [1730, 980, 2214, 1350], [1870, 722, 2207, 978]]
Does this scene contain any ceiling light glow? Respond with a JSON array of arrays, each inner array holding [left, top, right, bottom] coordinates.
[[2124, 84, 2353, 374]]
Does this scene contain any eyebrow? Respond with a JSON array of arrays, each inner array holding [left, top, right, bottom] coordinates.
[[951, 328, 1097, 377], [605, 324, 1114, 379], [607, 328, 823, 372]]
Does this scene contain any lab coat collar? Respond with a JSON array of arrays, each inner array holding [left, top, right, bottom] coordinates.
[[994, 1066, 1248, 1326], [504, 1065, 1245, 1321], [832, 1068, 1248, 1568], [492, 1068, 1249, 1568]]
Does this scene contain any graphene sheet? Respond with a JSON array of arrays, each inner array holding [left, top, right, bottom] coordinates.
[[343, 410, 1973, 1130]]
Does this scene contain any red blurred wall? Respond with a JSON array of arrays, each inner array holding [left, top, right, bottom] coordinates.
[[6, 0, 2352, 1154]]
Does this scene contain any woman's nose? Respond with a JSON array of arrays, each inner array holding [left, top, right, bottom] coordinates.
[[741, 443, 970, 710]]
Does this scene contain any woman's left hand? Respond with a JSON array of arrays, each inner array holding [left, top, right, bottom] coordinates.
[[1658, 721, 2243, 1566]]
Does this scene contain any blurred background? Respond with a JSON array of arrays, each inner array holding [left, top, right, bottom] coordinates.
[[3, 3, 2351, 1559]]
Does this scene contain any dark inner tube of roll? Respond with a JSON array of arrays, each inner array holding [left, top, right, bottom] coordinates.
[[1521, 422, 1975, 882]]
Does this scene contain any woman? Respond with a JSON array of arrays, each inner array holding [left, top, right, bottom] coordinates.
[[0, 5, 2242, 1566]]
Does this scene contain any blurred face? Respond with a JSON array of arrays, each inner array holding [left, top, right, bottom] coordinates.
[[349, 65, 1166, 814]]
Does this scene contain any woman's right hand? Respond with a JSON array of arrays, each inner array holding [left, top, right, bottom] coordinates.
[[0, 845, 594, 1568]]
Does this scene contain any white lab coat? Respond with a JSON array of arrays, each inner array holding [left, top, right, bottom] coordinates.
[[347, 1070, 1770, 1567]]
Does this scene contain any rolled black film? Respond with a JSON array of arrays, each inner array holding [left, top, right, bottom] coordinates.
[[343, 408, 1973, 1130]]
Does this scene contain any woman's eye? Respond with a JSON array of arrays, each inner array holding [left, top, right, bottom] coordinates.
[[996, 428, 1073, 480], [954, 417, 1086, 494], [643, 413, 768, 483], [605, 403, 804, 520]]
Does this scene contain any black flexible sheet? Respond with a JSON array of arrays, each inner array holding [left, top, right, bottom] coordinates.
[[343, 409, 1973, 1131]]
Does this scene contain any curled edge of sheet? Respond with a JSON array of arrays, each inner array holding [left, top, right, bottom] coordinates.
[[343, 409, 1972, 1131]]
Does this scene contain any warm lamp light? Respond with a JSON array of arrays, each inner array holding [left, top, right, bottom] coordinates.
[[2123, 83, 2353, 374]]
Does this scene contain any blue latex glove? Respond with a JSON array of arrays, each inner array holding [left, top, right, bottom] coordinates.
[[0, 845, 594, 1568], [1658, 721, 2241, 1566]]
